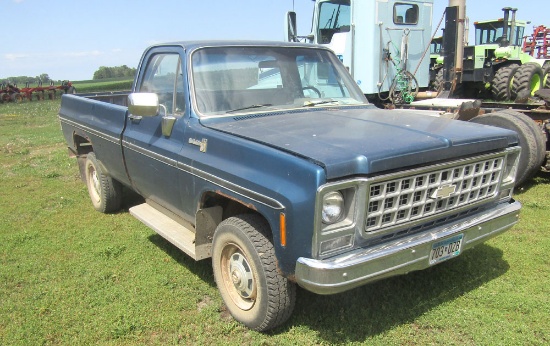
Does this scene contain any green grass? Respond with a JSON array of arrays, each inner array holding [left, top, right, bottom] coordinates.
[[1, 100, 549, 345], [71, 78, 133, 93]]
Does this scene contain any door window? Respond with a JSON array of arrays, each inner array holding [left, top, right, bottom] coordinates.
[[140, 53, 185, 115], [394, 3, 418, 25]]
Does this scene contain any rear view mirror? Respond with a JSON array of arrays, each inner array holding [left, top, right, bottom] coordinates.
[[285, 11, 297, 42], [258, 60, 279, 69], [128, 93, 159, 117]]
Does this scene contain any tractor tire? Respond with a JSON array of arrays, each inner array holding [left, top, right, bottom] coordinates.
[[11, 93, 23, 103], [433, 68, 444, 92], [512, 63, 543, 99], [491, 64, 519, 101], [543, 64, 550, 89], [470, 111, 541, 186]]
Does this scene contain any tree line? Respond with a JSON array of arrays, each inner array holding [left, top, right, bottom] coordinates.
[[1, 65, 136, 86], [93, 65, 136, 80], [1, 74, 52, 86]]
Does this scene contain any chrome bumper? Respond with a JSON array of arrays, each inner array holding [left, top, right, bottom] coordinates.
[[295, 200, 521, 295]]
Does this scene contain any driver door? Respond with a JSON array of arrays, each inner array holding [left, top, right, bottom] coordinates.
[[122, 48, 188, 216]]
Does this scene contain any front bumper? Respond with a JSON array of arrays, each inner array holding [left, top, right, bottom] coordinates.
[[295, 200, 521, 295]]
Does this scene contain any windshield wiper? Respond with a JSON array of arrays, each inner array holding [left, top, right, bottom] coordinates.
[[302, 99, 339, 107], [225, 104, 273, 114]]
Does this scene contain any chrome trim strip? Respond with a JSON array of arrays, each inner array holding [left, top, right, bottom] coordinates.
[[59, 116, 119, 145], [122, 140, 178, 167], [295, 200, 521, 295], [121, 140, 284, 210]]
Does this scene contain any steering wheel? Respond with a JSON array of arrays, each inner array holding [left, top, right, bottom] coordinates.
[[302, 86, 322, 98]]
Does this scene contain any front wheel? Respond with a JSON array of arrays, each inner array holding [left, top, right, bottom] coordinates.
[[512, 63, 543, 98], [212, 214, 296, 331], [491, 64, 519, 101], [84, 152, 122, 213]]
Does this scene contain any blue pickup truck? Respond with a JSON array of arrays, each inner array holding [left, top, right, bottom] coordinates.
[[59, 41, 522, 331]]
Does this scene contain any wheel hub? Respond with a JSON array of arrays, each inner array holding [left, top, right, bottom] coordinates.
[[229, 252, 254, 299]]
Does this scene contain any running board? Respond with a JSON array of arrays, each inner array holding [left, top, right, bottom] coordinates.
[[130, 203, 200, 260]]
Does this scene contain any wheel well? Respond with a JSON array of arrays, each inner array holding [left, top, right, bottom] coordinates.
[[201, 191, 261, 222], [73, 134, 93, 181], [74, 134, 93, 156], [196, 191, 273, 256]]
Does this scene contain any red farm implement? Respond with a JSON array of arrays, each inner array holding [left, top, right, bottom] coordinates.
[[0, 81, 75, 103], [523, 25, 550, 59]]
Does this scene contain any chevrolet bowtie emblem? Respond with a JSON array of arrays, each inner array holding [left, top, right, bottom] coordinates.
[[431, 184, 457, 199]]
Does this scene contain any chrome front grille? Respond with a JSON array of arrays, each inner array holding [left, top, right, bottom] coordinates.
[[364, 155, 504, 235]]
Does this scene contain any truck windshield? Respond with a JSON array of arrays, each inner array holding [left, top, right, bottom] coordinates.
[[191, 46, 367, 117], [317, 0, 351, 44]]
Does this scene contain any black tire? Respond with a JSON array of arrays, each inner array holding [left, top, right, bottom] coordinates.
[[512, 63, 543, 98], [212, 214, 296, 331], [492, 64, 519, 101], [11, 93, 23, 103], [84, 152, 122, 213], [470, 112, 540, 186], [433, 68, 444, 92], [490, 109, 546, 169], [543, 64, 550, 89]]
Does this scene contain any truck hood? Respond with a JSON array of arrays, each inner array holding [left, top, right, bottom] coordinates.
[[203, 107, 518, 179]]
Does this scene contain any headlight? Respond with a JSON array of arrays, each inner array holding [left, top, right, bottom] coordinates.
[[322, 191, 344, 224]]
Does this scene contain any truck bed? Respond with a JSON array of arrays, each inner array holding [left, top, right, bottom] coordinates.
[[58, 93, 131, 186]]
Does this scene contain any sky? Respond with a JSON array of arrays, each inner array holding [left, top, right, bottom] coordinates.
[[1, 0, 548, 81]]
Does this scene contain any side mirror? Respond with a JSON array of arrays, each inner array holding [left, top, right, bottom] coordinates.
[[285, 11, 297, 42], [128, 93, 159, 117]]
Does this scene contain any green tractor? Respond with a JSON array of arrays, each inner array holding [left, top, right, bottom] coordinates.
[[429, 36, 443, 88], [435, 7, 550, 100]]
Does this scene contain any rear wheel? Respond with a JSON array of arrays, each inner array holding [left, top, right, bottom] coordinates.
[[543, 64, 550, 89], [512, 63, 543, 98], [212, 214, 296, 331], [491, 64, 519, 101], [11, 93, 23, 103], [84, 152, 122, 213], [433, 68, 444, 92], [470, 111, 542, 186]]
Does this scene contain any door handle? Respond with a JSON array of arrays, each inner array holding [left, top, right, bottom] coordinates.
[[128, 114, 143, 122]]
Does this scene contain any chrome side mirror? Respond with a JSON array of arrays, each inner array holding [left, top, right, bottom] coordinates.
[[128, 93, 159, 117]]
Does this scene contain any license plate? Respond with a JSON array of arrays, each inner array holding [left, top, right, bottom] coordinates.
[[429, 234, 464, 265]]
